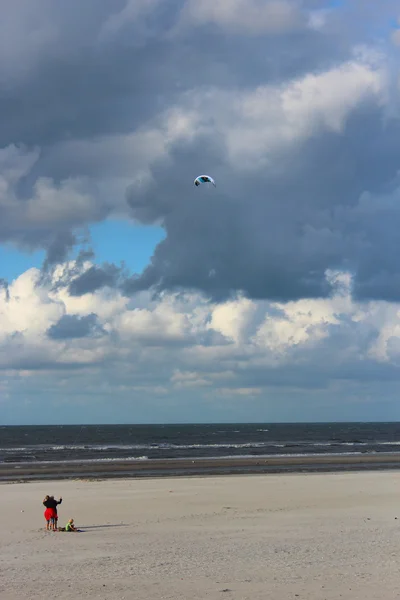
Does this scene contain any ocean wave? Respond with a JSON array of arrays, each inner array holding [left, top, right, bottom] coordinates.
[[5, 451, 370, 466], [2, 440, 400, 453], [10, 455, 149, 466]]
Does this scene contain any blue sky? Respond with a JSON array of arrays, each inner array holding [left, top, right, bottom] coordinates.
[[2, 0, 400, 425], [0, 245, 45, 282], [1, 222, 165, 282], [89, 222, 165, 274]]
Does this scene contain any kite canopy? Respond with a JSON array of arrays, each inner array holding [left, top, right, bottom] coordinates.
[[194, 175, 216, 187]]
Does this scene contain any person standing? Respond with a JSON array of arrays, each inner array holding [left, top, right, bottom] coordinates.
[[43, 495, 62, 531]]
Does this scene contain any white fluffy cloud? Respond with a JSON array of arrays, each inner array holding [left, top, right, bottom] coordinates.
[[1, 262, 400, 421], [152, 52, 386, 171]]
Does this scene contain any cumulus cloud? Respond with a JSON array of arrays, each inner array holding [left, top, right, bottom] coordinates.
[[122, 46, 400, 303], [1, 0, 400, 420], [1, 263, 400, 419], [0, 144, 106, 263]]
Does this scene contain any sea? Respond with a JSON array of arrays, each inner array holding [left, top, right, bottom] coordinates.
[[1, 422, 400, 467]]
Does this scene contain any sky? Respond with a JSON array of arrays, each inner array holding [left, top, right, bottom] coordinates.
[[2, 0, 400, 424]]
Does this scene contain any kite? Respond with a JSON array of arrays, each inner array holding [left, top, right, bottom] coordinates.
[[194, 175, 216, 187]]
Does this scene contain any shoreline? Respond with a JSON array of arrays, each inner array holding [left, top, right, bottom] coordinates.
[[3, 452, 400, 482]]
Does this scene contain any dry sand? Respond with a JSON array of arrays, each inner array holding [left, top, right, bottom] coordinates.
[[1, 471, 400, 599]]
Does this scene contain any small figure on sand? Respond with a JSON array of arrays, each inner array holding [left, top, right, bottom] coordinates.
[[65, 518, 79, 532], [43, 495, 62, 531], [59, 518, 81, 532]]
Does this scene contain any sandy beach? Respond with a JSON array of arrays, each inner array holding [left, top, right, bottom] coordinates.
[[1, 471, 400, 600]]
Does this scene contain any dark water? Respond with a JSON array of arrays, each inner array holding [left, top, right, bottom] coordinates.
[[1, 422, 400, 465]]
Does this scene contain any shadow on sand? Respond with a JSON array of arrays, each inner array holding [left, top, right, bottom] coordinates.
[[79, 523, 129, 529]]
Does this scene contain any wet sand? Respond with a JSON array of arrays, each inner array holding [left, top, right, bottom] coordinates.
[[1, 471, 400, 599], [2, 452, 400, 482]]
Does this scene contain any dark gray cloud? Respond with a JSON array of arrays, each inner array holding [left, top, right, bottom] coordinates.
[[68, 262, 127, 296], [125, 98, 400, 302], [42, 231, 78, 268], [1, 0, 400, 304], [0, 1, 345, 151], [46, 313, 106, 340]]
